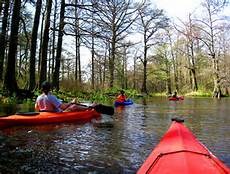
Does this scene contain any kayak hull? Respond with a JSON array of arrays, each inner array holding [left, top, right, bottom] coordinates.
[[0, 109, 100, 129], [137, 120, 230, 174], [114, 99, 133, 106], [169, 96, 184, 101]]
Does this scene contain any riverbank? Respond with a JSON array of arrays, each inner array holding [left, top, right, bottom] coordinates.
[[0, 88, 229, 105]]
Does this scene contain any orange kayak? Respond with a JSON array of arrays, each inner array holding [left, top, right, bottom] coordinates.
[[0, 109, 100, 129], [137, 118, 230, 174]]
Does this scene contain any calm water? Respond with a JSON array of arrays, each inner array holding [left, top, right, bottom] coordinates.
[[0, 97, 229, 173]]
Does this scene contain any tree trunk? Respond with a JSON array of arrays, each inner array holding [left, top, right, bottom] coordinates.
[[191, 68, 198, 91], [122, 46, 128, 89], [142, 59, 147, 93], [171, 47, 179, 92], [133, 55, 137, 90], [124, 55, 128, 89], [102, 42, 108, 88], [186, 44, 193, 89], [48, 39, 52, 81], [121, 50, 125, 89], [0, 1, 3, 17], [52, 0, 64, 90], [0, 0, 9, 81], [91, 35, 95, 89], [212, 58, 221, 98], [39, 0, 52, 88], [38, 11, 45, 78], [109, 36, 115, 88], [77, 35, 81, 84], [141, 45, 148, 94], [187, 47, 198, 91], [90, 9, 95, 89], [51, 0, 57, 77], [188, 15, 198, 91], [166, 56, 172, 95], [75, 4, 81, 84], [29, 0, 42, 91], [3, 0, 21, 95]]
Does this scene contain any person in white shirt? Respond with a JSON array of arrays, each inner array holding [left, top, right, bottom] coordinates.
[[35, 81, 87, 112]]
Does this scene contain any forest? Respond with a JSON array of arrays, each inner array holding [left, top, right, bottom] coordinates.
[[0, 0, 229, 101]]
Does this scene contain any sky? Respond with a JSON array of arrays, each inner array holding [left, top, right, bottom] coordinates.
[[155, 0, 230, 20], [155, 0, 202, 20]]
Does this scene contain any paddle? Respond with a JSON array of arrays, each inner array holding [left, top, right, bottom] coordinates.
[[171, 117, 184, 123], [76, 103, 114, 115]]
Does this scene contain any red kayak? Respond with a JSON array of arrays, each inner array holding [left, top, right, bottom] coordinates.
[[137, 118, 230, 174], [0, 109, 100, 129], [169, 96, 184, 101]]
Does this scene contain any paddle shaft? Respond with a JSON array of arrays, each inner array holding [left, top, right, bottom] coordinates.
[[73, 103, 114, 115]]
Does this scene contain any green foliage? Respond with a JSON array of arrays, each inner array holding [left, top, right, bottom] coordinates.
[[51, 89, 113, 103], [149, 92, 167, 96], [104, 87, 139, 98], [185, 88, 212, 97], [89, 91, 111, 103], [0, 95, 18, 104], [22, 98, 35, 105]]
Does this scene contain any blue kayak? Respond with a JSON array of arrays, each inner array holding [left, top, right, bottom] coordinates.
[[114, 99, 133, 106]]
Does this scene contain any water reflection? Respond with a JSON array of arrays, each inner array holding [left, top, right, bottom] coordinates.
[[0, 97, 229, 173]]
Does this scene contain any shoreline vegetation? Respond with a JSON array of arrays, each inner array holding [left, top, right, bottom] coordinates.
[[0, 88, 228, 105]]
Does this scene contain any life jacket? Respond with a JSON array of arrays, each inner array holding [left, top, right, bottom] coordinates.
[[116, 94, 126, 102]]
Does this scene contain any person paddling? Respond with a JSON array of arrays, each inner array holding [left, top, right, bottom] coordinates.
[[116, 90, 127, 103], [172, 91, 178, 99], [35, 81, 88, 112]]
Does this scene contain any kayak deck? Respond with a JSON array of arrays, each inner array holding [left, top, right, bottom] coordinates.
[[114, 99, 133, 106], [137, 119, 230, 174], [0, 109, 100, 129]]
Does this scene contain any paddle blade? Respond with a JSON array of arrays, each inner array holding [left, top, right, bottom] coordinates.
[[93, 104, 114, 115]]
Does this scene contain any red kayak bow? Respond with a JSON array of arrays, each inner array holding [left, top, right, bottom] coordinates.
[[137, 118, 230, 174]]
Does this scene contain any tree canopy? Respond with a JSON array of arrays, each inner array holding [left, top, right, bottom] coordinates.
[[0, 0, 229, 98]]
